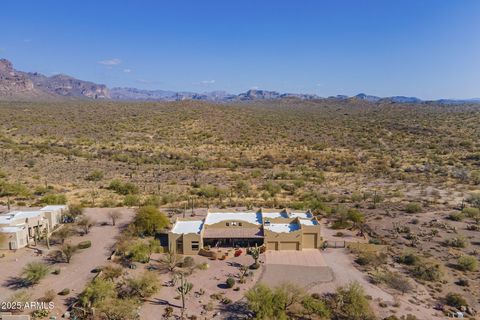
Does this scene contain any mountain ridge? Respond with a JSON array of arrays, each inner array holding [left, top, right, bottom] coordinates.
[[1, 58, 479, 105]]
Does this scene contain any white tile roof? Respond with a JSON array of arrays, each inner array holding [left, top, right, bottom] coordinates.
[[290, 212, 313, 219], [262, 211, 312, 219], [40, 205, 67, 212], [299, 219, 318, 226], [171, 220, 204, 234], [262, 211, 288, 219], [0, 210, 44, 224], [264, 223, 300, 233], [204, 212, 262, 225]]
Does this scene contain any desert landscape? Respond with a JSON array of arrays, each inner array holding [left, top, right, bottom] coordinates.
[[1, 1, 480, 319], [0, 99, 479, 319]]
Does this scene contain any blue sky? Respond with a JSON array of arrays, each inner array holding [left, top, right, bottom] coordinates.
[[1, 0, 479, 99]]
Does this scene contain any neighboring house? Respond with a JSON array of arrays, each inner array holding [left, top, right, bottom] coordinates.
[[0, 205, 67, 250], [168, 209, 322, 254]]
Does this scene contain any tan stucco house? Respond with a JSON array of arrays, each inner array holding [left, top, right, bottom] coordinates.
[[168, 209, 321, 254], [0, 205, 67, 250]]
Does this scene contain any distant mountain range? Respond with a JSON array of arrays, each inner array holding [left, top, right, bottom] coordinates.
[[1, 58, 479, 105]]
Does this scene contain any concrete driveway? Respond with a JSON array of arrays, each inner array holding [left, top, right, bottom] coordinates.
[[265, 249, 327, 266], [260, 249, 333, 288]]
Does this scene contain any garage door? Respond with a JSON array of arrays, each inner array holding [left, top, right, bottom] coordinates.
[[279, 242, 299, 250], [267, 242, 278, 250], [303, 233, 317, 249]]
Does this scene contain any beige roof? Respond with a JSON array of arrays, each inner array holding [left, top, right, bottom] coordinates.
[[203, 227, 263, 239]]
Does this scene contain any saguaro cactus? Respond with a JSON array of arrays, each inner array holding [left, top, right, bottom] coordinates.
[[249, 244, 261, 269], [176, 273, 193, 319]]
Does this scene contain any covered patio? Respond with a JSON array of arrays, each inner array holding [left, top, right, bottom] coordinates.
[[203, 227, 264, 248]]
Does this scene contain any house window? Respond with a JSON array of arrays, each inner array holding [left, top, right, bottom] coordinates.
[[226, 222, 230, 226], [191, 241, 199, 250], [239, 222, 243, 226]]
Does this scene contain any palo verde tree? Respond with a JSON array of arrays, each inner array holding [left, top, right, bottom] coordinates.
[[133, 205, 169, 236]]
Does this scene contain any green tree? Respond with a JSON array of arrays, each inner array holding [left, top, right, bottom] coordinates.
[[77, 215, 94, 234], [133, 206, 169, 236], [330, 282, 375, 320], [80, 278, 116, 309], [108, 210, 123, 226], [245, 283, 288, 320], [68, 204, 84, 217], [58, 243, 78, 263], [124, 272, 159, 298], [52, 225, 72, 245], [302, 295, 331, 319], [96, 297, 139, 320]]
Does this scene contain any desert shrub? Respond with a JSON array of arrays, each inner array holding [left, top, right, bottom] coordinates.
[[444, 236, 468, 248], [123, 194, 141, 206], [142, 195, 161, 207], [58, 288, 70, 295], [108, 180, 139, 195], [41, 193, 67, 205], [126, 240, 151, 263], [85, 170, 104, 181], [181, 256, 195, 268], [457, 255, 478, 271], [411, 261, 443, 282], [133, 206, 169, 236], [41, 289, 56, 302], [101, 198, 117, 208], [445, 292, 468, 308], [79, 278, 116, 307], [101, 265, 123, 281], [405, 202, 422, 213], [95, 297, 140, 320], [447, 212, 464, 221], [397, 252, 421, 266], [328, 282, 375, 320], [32, 310, 49, 318], [123, 272, 159, 298], [466, 224, 480, 231], [68, 204, 84, 217], [78, 240, 92, 249], [372, 271, 414, 294], [245, 283, 300, 319], [22, 262, 50, 286], [301, 295, 331, 318], [197, 262, 209, 270], [0, 181, 32, 198], [226, 277, 235, 288], [467, 193, 480, 208], [263, 181, 281, 197], [462, 207, 480, 218], [355, 252, 387, 269]]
